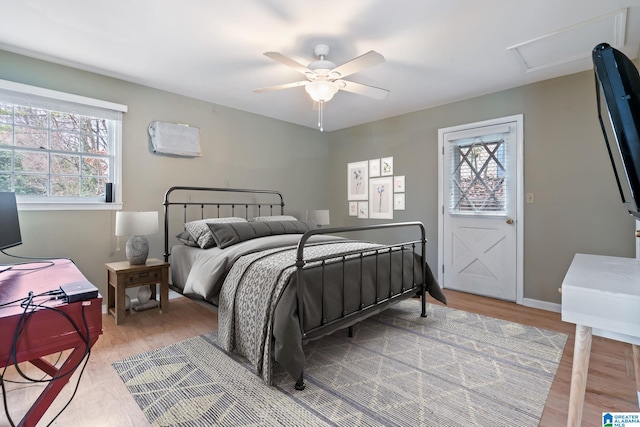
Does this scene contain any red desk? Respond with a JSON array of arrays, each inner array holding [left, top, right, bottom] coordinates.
[[0, 260, 103, 427]]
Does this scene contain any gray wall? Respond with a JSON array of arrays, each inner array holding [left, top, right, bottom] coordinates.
[[327, 69, 636, 304], [1, 48, 635, 306], [0, 50, 329, 297]]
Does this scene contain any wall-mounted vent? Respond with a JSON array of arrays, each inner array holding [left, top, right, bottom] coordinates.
[[148, 121, 201, 157]]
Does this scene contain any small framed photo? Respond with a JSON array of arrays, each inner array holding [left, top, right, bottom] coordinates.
[[349, 201, 358, 216], [369, 176, 393, 219], [357, 201, 369, 219], [394, 175, 405, 192], [369, 159, 381, 177], [347, 161, 368, 200], [381, 157, 393, 176], [394, 193, 406, 210]]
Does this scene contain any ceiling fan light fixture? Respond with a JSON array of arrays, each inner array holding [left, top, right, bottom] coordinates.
[[305, 80, 339, 102]]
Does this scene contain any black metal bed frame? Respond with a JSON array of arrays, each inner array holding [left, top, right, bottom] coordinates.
[[163, 186, 284, 261], [163, 186, 429, 390]]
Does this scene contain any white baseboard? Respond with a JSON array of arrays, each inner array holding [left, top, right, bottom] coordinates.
[[522, 297, 561, 313]]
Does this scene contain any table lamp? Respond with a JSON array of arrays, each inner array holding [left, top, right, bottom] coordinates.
[[115, 211, 158, 265], [306, 209, 330, 227]]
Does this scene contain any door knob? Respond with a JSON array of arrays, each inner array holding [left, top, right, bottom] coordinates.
[[506, 218, 514, 224]]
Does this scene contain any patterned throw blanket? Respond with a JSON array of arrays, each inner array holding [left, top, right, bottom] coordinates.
[[217, 241, 382, 384]]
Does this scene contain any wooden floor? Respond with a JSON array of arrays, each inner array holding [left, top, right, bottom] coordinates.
[[2, 290, 638, 427]]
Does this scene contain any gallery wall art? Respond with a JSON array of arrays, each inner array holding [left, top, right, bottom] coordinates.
[[347, 156, 407, 220]]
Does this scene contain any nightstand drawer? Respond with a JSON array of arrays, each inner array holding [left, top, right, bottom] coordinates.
[[123, 270, 160, 285]]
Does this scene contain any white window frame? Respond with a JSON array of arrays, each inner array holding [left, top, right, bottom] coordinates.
[[0, 79, 127, 211]]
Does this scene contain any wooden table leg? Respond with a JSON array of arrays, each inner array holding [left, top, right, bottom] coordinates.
[[20, 337, 98, 427], [567, 324, 593, 427], [115, 279, 126, 325], [633, 344, 640, 407]]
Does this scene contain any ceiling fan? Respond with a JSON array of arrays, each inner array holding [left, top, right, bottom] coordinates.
[[254, 44, 389, 131]]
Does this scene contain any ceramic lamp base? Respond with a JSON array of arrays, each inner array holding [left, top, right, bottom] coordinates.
[[126, 235, 149, 265]]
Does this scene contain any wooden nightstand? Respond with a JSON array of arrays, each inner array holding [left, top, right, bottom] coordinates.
[[106, 258, 169, 325]]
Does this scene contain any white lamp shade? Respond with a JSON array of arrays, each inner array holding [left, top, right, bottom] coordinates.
[[115, 211, 159, 236], [306, 209, 330, 226]]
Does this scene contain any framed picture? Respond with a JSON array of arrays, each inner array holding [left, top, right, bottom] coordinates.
[[394, 175, 405, 192], [347, 161, 368, 200], [349, 201, 358, 216], [369, 176, 393, 219], [357, 201, 369, 218], [394, 193, 405, 210], [381, 157, 393, 176], [369, 158, 381, 177]]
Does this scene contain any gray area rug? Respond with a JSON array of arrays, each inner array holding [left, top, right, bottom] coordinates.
[[112, 300, 567, 426]]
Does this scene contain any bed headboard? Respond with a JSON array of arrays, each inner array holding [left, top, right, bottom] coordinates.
[[162, 186, 285, 261]]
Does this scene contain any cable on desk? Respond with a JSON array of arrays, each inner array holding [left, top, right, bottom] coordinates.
[[0, 249, 75, 268], [1, 291, 93, 427]]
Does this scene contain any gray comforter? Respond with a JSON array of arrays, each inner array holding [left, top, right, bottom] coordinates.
[[215, 238, 445, 385], [179, 234, 337, 302]]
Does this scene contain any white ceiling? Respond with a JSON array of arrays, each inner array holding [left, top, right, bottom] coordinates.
[[1, 0, 640, 132]]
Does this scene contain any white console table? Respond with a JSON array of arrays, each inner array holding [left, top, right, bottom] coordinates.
[[561, 253, 640, 427]]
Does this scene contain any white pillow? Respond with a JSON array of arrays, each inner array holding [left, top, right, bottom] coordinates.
[[184, 217, 247, 248], [251, 215, 297, 222]]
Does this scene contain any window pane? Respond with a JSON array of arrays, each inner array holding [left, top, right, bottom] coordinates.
[[50, 131, 81, 152], [82, 176, 107, 197], [14, 150, 48, 173], [0, 124, 12, 145], [51, 112, 82, 131], [0, 104, 12, 124], [82, 156, 108, 177], [51, 153, 80, 175], [15, 126, 47, 148], [51, 175, 80, 196], [0, 149, 11, 171], [14, 174, 48, 196], [0, 174, 10, 191], [83, 121, 109, 154], [14, 106, 48, 127]]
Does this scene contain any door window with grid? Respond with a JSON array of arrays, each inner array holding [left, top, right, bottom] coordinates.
[[449, 132, 508, 215]]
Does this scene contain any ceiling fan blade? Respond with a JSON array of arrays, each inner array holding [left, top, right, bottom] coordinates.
[[253, 81, 309, 93], [337, 80, 389, 100], [330, 50, 385, 79], [264, 52, 313, 75]]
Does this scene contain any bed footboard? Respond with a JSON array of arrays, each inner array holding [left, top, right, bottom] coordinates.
[[293, 221, 432, 390]]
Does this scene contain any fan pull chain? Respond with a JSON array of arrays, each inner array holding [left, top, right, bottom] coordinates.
[[318, 101, 324, 132]]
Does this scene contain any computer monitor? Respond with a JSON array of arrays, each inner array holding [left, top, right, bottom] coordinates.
[[0, 192, 22, 251], [593, 43, 640, 219]]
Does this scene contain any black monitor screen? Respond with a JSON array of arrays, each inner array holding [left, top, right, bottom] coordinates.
[[593, 43, 640, 218], [0, 192, 22, 250]]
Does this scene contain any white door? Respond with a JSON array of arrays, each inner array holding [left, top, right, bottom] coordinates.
[[438, 115, 523, 302]]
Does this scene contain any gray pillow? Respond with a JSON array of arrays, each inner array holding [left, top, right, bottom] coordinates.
[[208, 220, 317, 249], [176, 230, 199, 247], [184, 217, 247, 249]]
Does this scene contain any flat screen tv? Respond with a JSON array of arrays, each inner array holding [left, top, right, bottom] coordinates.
[[592, 43, 640, 219], [0, 192, 22, 251]]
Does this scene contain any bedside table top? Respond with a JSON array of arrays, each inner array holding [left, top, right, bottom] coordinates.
[[105, 258, 169, 272]]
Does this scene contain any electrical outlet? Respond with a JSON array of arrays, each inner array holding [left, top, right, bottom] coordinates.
[[526, 193, 534, 204]]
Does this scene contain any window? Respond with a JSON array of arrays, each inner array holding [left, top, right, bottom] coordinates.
[[449, 132, 508, 214], [0, 79, 127, 210]]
